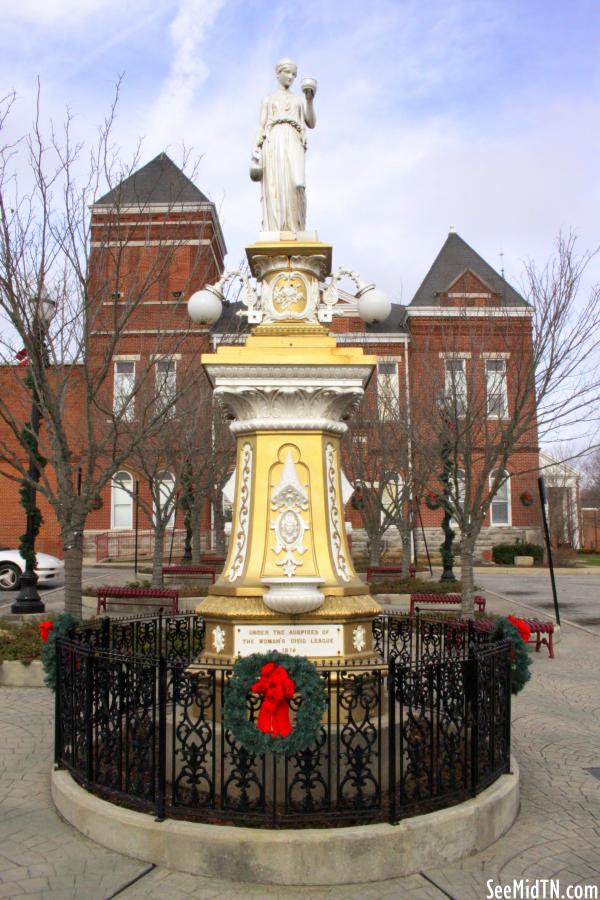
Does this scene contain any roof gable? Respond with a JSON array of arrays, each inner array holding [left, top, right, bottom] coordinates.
[[410, 232, 529, 307], [94, 153, 210, 207]]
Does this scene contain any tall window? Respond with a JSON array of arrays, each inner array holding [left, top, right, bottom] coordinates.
[[154, 470, 176, 527], [112, 471, 133, 529], [490, 470, 511, 525], [155, 359, 176, 416], [377, 361, 399, 420], [444, 358, 467, 416], [381, 474, 402, 524], [486, 359, 508, 418], [114, 361, 135, 421]]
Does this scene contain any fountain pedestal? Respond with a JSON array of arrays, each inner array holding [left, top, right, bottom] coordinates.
[[196, 239, 381, 663]]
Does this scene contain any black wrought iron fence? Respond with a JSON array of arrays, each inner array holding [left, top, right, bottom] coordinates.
[[55, 613, 511, 828]]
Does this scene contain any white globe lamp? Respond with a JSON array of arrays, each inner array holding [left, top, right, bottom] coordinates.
[[187, 285, 223, 325], [356, 284, 391, 324]]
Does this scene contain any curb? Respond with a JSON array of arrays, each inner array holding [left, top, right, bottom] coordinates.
[[0, 659, 46, 687], [51, 758, 519, 885]]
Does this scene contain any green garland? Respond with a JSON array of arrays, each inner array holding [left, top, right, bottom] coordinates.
[[18, 381, 47, 568], [223, 651, 328, 756], [491, 616, 532, 695], [40, 613, 77, 691]]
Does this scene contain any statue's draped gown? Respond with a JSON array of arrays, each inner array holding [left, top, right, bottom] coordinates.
[[259, 90, 307, 232]]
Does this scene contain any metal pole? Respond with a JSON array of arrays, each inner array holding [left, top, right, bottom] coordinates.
[[168, 492, 178, 565], [538, 476, 561, 626], [417, 501, 434, 576], [12, 383, 45, 613], [134, 480, 139, 577]]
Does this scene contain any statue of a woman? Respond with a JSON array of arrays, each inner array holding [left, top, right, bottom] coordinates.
[[250, 59, 316, 233]]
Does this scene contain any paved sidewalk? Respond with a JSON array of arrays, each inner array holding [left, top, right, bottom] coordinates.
[[1, 589, 599, 899]]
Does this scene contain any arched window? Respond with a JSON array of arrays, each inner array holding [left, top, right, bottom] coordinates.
[[112, 471, 133, 529], [490, 470, 511, 526], [154, 470, 176, 528]]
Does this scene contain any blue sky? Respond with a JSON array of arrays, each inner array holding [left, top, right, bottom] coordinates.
[[2, 0, 600, 303]]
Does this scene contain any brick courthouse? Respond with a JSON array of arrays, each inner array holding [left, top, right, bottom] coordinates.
[[0, 155, 543, 563]]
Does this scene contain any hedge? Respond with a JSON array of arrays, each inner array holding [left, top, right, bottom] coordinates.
[[492, 542, 544, 566]]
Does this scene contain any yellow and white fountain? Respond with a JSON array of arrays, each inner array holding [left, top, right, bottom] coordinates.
[[187, 58, 391, 665]]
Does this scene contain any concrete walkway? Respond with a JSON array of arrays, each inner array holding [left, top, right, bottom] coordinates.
[[1, 588, 599, 899]]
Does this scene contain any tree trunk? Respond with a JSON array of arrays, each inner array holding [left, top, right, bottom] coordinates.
[[63, 531, 84, 620], [401, 528, 412, 575], [213, 498, 226, 556], [191, 499, 202, 563], [368, 534, 382, 566], [460, 537, 476, 617], [152, 524, 166, 587]]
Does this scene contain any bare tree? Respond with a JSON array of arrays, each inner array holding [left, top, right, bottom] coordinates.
[[343, 371, 433, 569], [410, 234, 600, 613], [0, 87, 219, 617]]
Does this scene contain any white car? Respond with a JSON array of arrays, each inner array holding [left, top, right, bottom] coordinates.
[[0, 549, 65, 592]]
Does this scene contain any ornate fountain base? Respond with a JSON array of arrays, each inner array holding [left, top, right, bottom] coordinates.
[[195, 591, 382, 665]]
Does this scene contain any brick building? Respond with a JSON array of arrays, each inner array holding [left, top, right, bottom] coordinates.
[[0, 156, 543, 565]]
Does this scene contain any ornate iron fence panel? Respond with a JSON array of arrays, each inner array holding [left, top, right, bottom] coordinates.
[[472, 640, 512, 793], [55, 612, 512, 828]]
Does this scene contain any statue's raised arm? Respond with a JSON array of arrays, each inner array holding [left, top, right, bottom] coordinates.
[[250, 59, 317, 233]]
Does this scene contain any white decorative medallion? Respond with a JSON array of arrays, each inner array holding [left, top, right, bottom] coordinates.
[[325, 443, 351, 582], [270, 451, 309, 578], [212, 625, 226, 654], [352, 624, 366, 653], [226, 443, 253, 582]]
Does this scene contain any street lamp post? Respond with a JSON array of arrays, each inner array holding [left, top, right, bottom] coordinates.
[[11, 292, 56, 615], [439, 415, 457, 583]]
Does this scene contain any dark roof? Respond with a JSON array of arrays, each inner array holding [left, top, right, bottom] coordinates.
[[94, 153, 210, 206], [366, 302, 408, 333], [410, 232, 528, 307]]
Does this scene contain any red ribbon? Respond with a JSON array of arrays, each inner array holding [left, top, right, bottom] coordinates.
[[507, 615, 531, 645], [251, 662, 296, 738], [38, 620, 54, 644]]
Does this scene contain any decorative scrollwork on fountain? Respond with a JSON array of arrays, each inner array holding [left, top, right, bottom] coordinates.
[[325, 443, 350, 582], [226, 443, 253, 582]]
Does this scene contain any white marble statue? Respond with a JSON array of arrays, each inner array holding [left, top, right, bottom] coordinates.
[[250, 59, 316, 233]]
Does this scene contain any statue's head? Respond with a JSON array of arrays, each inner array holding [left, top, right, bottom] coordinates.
[[275, 58, 297, 87]]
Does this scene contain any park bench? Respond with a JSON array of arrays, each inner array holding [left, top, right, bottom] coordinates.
[[96, 586, 179, 615], [366, 564, 417, 581], [162, 565, 218, 583], [446, 616, 555, 658], [409, 592, 486, 616]]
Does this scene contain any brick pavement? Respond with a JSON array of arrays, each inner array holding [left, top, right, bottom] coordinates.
[[0, 588, 599, 899]]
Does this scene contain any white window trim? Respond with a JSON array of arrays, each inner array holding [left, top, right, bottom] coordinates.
[[114, 360, 136, 421], [113, 354, 141, 361], [438, 352, 471, 359], [111, 471, 134, 530], [481, 352, 510, 359], [485, 359, 508, 419], [377, 359, 400, 420], [489, 471, 512, 526], [444, 357, 468, 417]]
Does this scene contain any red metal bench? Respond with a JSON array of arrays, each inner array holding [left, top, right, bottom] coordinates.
[[446, 616, 554, 657], [96, 586, 179, 615], [162, 565, 217, 583], [367, 564, 417, 581], [410, 593, 486, 615]]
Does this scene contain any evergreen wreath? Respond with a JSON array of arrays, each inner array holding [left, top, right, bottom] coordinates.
[[491, 615, 532, 695], [39, 613, 77, 691], [223, 651, 328, 756]]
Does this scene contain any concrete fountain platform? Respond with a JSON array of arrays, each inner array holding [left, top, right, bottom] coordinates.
[[51, 759, 519, 886]]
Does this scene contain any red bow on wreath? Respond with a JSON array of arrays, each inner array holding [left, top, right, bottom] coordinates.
[[507, 615, 531, 645], [38, 620, 54, 643], [251, 662, 296, 738]]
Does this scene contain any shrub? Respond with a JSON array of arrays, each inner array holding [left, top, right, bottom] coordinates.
[[492, 541, 544, 566], [0, 618, 43, 662]]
